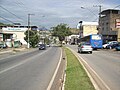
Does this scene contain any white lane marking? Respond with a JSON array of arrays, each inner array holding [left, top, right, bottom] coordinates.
[[0, 49, 38, 61], [47, 48, 62, 90], [0, 49, 48, 74], [0, 59, 28, 74], [67, 47, 111, 90]]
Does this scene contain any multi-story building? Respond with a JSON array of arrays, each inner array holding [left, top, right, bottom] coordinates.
[[99, 9, 120, 43], [77, 21, 98, 38]]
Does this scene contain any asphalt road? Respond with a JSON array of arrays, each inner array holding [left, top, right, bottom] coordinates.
[[0, 46, 61, 90], [67, 45, 120, 90]]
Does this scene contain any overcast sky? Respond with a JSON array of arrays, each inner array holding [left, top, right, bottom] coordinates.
[[0, 0, 120, 29]]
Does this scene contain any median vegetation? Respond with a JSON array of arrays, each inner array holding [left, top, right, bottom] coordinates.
[[64, 47, 95, 90]]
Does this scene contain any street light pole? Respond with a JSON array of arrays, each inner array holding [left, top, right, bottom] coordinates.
[[27, 14, 34, 49], [93, 5, 102, 34]]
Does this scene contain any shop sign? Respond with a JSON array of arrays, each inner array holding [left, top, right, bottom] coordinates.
[[116, 19, 120, 28]]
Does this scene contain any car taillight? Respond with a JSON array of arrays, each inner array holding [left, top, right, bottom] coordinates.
[[81, 46, 84, 48]]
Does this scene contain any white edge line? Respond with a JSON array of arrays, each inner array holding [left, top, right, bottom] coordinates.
[[47, 48, 62, 90], [67, 47, 111, 90], [62, 48, 67, 90], [0, 60, 28, 74]]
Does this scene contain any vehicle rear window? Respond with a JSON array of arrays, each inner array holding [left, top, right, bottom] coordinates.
[[83, 42, 90, 45]]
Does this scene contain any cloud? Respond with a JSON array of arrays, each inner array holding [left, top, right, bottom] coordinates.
[[0, 0, 119, 29]]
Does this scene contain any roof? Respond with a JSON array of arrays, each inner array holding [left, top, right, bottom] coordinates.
[[77, 21, 98, 29], [101, 9, 120, 15], [82, 22, 98, 25]]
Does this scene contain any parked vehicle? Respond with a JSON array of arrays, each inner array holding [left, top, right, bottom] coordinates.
[[102, 41, 118, 49], [0, 41, 7, 48], [106, 42, 119, 49], [78, 42, 93, 54], [39, 44, 46, 50], [115, 42, 120, 51]]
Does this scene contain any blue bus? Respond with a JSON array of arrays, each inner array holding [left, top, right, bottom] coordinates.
[[79, 34, 103, 49]]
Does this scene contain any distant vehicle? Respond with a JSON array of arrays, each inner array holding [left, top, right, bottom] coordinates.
[[39, 44, 46, 50], [69, 35, 79, 45], [70, 38, 76, 45], [62, 41, 66, 45], [115, 42, 120, 51], [103, 41, 118, 49], [78, 42, 93, 54], [46, 44, 50, 47], [79, 34, 103, 49]]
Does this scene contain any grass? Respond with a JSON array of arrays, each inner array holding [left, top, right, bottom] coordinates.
[[64, 47, 95, 90]]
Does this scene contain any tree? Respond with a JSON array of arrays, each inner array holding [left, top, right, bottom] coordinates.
[[51, 23, 72, 45], [24, 30, 40, 47], [0, 22, 13, 26]]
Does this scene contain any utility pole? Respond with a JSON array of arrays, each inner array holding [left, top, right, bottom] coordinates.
[[93, 5, 102, 34], [27, 14, 34, 49]]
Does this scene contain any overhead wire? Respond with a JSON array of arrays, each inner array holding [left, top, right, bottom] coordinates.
[[0, 16, 14, 24], [0, 5, 24, 21], [0, 0, 29, 24]]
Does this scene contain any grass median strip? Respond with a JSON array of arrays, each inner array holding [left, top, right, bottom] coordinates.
[[64, 47, 95, 90]]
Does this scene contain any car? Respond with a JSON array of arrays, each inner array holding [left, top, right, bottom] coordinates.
[[78, 42, 93, 54], [0, 41, 7, 48], [106, 42, 119, 49], [115, 42, 120, 51], [39, 44, 46, 50], [46, 44, 50, 47], [102, 41, 118, 49]]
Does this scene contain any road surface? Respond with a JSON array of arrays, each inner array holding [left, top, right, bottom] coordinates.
[[0, 46, 61, 90], [67, 45, 120, 90]]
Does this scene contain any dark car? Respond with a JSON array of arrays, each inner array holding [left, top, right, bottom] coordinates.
[[39, 44, 46, 50], [115, 42, 120, 51], [106, 42, 118, 49]]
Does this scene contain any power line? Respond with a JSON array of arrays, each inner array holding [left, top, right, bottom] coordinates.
[[0, 5, 25, 21], [0, 16, 14, 24], [114, 5, 120, 9]]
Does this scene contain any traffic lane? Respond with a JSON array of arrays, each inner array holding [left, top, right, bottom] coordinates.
[[79, 50, 120, 90], [0, 48, 38, 60], [0, 48, 45, 72], [68, 45, 120, 90], [0, 47, 61, 90]]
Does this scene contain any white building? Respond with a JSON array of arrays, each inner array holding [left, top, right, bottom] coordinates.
[[2, 27, 28, 45], [77, 21, 98, 37]]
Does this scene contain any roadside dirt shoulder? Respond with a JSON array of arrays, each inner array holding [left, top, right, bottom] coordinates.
[[50, 48, 66, 90]]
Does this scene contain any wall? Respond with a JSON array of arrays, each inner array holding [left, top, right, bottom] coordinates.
[[83, 25, 98, 36]]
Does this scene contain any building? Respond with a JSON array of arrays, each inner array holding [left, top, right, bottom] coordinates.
[[99, 9, 120, 43], [0, 25, 38, 46], [77, 21, 98, 38]]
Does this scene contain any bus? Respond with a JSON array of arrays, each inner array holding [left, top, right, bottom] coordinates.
[[79, 34, 103, 49]]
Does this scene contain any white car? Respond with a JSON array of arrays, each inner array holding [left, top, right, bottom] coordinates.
[[102, 41, 118, 49], [78, 42, 93, 54]]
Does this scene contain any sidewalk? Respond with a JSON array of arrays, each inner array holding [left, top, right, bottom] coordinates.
[[0, 47, 27, 54]]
